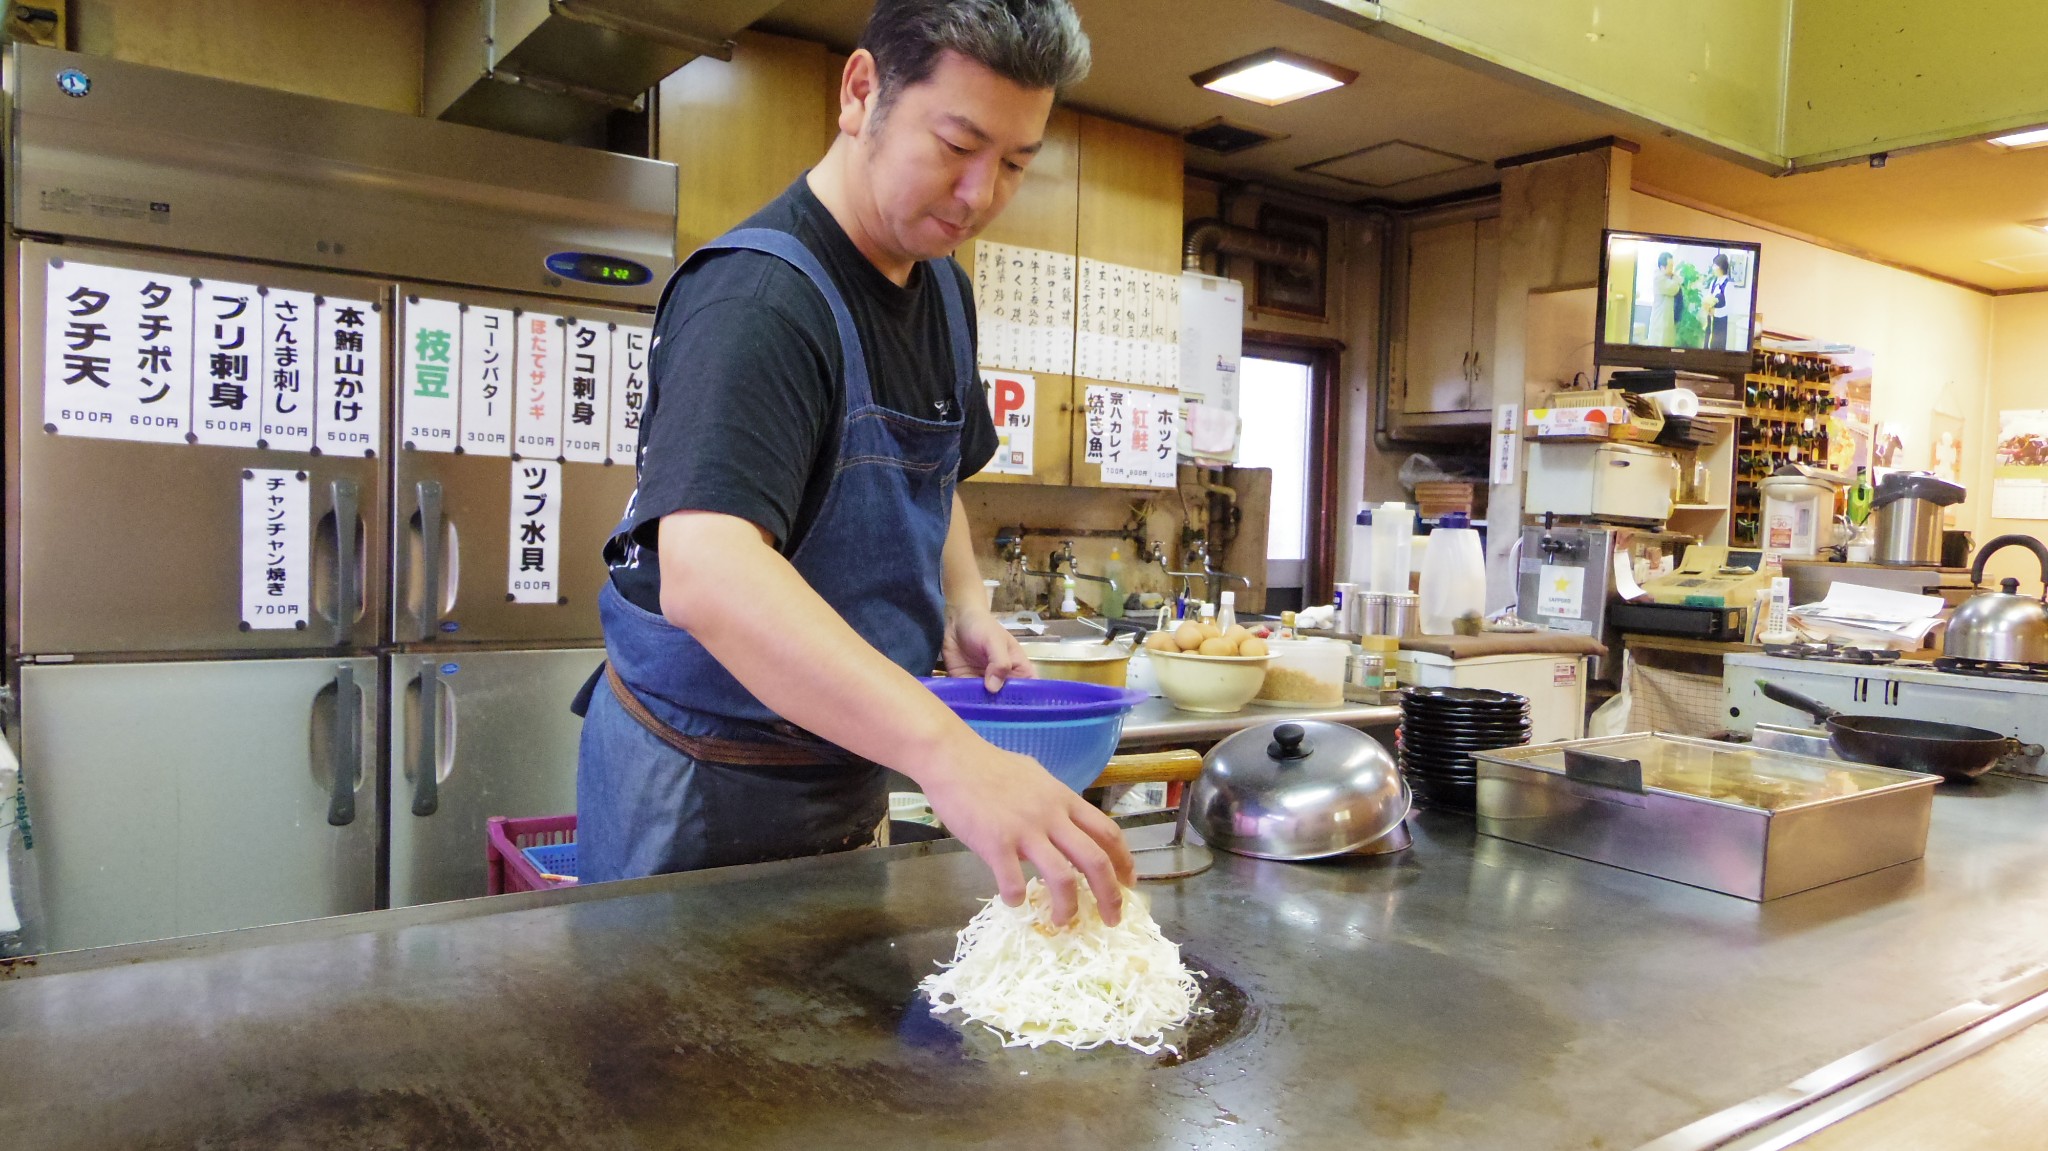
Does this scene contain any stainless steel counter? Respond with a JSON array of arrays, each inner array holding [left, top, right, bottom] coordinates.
[[1117, 696, 1400, 747], [7, 777, 2048, 1150]]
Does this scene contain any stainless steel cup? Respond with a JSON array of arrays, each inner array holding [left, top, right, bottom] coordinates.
[[1384, 593, 1419, 638]]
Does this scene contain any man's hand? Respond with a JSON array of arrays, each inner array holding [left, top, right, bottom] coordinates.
[[917, 734, 1137, 926], [942, 607, 1034, 692]]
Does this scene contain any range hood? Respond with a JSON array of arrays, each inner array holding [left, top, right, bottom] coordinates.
[[426, 0, 784, 144]]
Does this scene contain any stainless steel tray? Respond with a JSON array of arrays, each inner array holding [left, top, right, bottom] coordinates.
[[1473, 732, 1939, 900]]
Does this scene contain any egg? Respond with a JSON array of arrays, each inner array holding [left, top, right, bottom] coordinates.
[[1238, 635, 1269, 657], [1199, 622, 1223, 641], [1144, 630, 1178, 653], [1222, 624, 1251, 644], [1173, 622, 1207, 651], [1198, 636, 1237, 656]]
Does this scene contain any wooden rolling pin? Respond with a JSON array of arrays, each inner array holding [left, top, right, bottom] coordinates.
[[1089, 749, 1204, 788]]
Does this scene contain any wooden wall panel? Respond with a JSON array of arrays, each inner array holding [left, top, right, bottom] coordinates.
[[658, 30, 834, 257], [963, 108, 1080, 487]]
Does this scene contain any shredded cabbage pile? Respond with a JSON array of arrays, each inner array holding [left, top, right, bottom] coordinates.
[[919, 878, 1203, 1054]]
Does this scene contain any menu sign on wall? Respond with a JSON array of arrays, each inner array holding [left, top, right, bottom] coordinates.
[[314, 295, 383, 456], [459, 305, 515, 456], [515, 312, 564, 459], [561, 318, 612, 464], [402, 296, 462, 452], [240, 468, 310, 630], [42, 259, 194, 444], [609, 325, 653, 464], [261, 288, 316, 452], [508, 460, 563, 604], [191, 279, 263, 448]]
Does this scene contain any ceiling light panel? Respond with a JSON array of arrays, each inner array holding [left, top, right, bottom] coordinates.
[[1989, 126, 2048, 149], [1192, 49, 1358, 107]]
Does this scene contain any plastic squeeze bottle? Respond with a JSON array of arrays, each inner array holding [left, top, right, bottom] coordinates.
[[1102, 549, 1127, 619]]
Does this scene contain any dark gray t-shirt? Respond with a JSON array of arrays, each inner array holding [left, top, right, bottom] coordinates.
[[608, 177, 995, 612]]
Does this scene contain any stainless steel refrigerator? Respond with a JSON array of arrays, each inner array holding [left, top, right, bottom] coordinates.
[[4, 45, 675, 950]]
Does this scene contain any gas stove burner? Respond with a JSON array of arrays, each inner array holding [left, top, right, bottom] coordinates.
[[1933, 657, 2048, 682], [1764, 643, 1902, 665]]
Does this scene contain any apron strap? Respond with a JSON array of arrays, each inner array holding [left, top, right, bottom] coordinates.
[[673, 226, 877, 411], [604, 662, 863, 768]]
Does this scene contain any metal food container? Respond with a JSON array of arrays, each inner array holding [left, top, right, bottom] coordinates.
[[1472, 733, 1938, 901]]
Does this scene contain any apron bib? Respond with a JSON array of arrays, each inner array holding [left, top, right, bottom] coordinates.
[[576, 227, 974, 882]]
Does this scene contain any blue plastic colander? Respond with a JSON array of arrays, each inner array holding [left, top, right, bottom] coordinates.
[[922, 678, 1149, 793]]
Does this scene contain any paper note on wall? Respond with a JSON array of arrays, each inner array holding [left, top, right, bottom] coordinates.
[[191, 278, 263, 447], [980, 370, 1036, 476], [508, 459, 563, 604], [971, 241, 1075, 376], [43, 259, 195, 444], [459, 306, 515, 456], [402, 296, 462, 453], [515, 312, 564, 459], [241, 468, 310, 630], [261, 288, 316, 451], [315, 295, 382, 456], [1993, 408, 2048, 520], [609, 324, 653, 464], [561, 317, 612, 464]]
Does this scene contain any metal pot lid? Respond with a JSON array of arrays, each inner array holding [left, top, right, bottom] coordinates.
[[1190, 719, 1407, 861]]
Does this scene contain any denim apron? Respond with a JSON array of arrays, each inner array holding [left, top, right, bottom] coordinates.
[[576, 227, 973, 883]]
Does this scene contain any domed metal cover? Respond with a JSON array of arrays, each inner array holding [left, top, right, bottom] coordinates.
[[1190, 720, 1407, 860]]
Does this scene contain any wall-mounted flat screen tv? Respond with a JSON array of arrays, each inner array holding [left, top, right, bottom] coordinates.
[[1595, 229, 1762, 375]]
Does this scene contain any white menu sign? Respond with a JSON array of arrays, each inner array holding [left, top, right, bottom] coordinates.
[[260, 288, 316, 451], [191, 279, 263, 447], [980, 370, 1036, 476], [459, 305, 514, 456], [1077, 260, 1180, 389], [402, 296, 461, 453], [241, 468, 310, 630], [561, 317, 612, 464], [315, 295, 382, 456], [515, 311, 564, 458], [1086, 384, 1178, 488], [43, 259, 194, 444], [508, 460, 563, 604], [971, 240, 1076, 376], [609, 324, 653, 464]]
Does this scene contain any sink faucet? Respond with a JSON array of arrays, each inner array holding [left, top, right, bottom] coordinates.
[[1178, 538, 1250, 608]]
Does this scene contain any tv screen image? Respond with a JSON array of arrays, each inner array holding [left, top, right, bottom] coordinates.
[[1600, 232, 1758, 356]]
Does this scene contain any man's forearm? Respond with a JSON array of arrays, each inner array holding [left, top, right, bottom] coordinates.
[[940, 492, 989, 622], [656, 511, 977, 785]]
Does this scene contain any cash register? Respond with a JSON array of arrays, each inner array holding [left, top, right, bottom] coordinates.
[[1611, 545, 1771, 641]]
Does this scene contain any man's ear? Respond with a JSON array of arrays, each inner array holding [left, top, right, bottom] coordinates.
[[838, 49, 881, 139]]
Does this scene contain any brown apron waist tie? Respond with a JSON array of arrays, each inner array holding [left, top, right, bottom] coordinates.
[[604, 662, 863, 768]]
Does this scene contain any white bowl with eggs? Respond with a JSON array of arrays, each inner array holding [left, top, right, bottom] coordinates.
[[1143, 620, 1276, 713]]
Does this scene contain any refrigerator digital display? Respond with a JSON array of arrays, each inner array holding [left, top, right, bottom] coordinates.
[[545, 252, 654, 287]]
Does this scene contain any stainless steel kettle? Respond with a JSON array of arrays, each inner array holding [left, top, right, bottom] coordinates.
[[1944, 534, 2048, 666]]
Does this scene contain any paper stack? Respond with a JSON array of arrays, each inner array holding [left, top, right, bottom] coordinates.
[[1786, 583, 1946, 650]]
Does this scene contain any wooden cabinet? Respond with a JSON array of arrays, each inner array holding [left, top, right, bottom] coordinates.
[[1401, 214, 1499, 415], [961, 109, 1079, 488], [1070, 115, 1183, 490], [960, 110, 1183, 490]]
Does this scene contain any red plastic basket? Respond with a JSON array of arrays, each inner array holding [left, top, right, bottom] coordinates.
[[486, 814, 578, 894]]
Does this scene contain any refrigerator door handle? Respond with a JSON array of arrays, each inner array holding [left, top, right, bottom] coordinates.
[[412, 663, 442, 817], [330, 479, 361, 646], [326, 664, 360, 827], [416, 480, 444, 641]]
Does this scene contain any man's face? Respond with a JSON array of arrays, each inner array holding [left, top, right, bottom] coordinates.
[[848, 50, 1055, 263]]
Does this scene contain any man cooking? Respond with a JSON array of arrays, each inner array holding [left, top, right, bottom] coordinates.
[[577, 0, 1132, 926]]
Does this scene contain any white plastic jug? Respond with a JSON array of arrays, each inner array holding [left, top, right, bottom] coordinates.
[[1418, 514, 1486, 635]]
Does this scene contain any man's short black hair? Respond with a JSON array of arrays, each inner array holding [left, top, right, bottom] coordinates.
[[858, 0, 1091, 116]]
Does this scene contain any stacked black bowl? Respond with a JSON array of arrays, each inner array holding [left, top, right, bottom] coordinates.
[[1397, 686, 1531, 812]]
